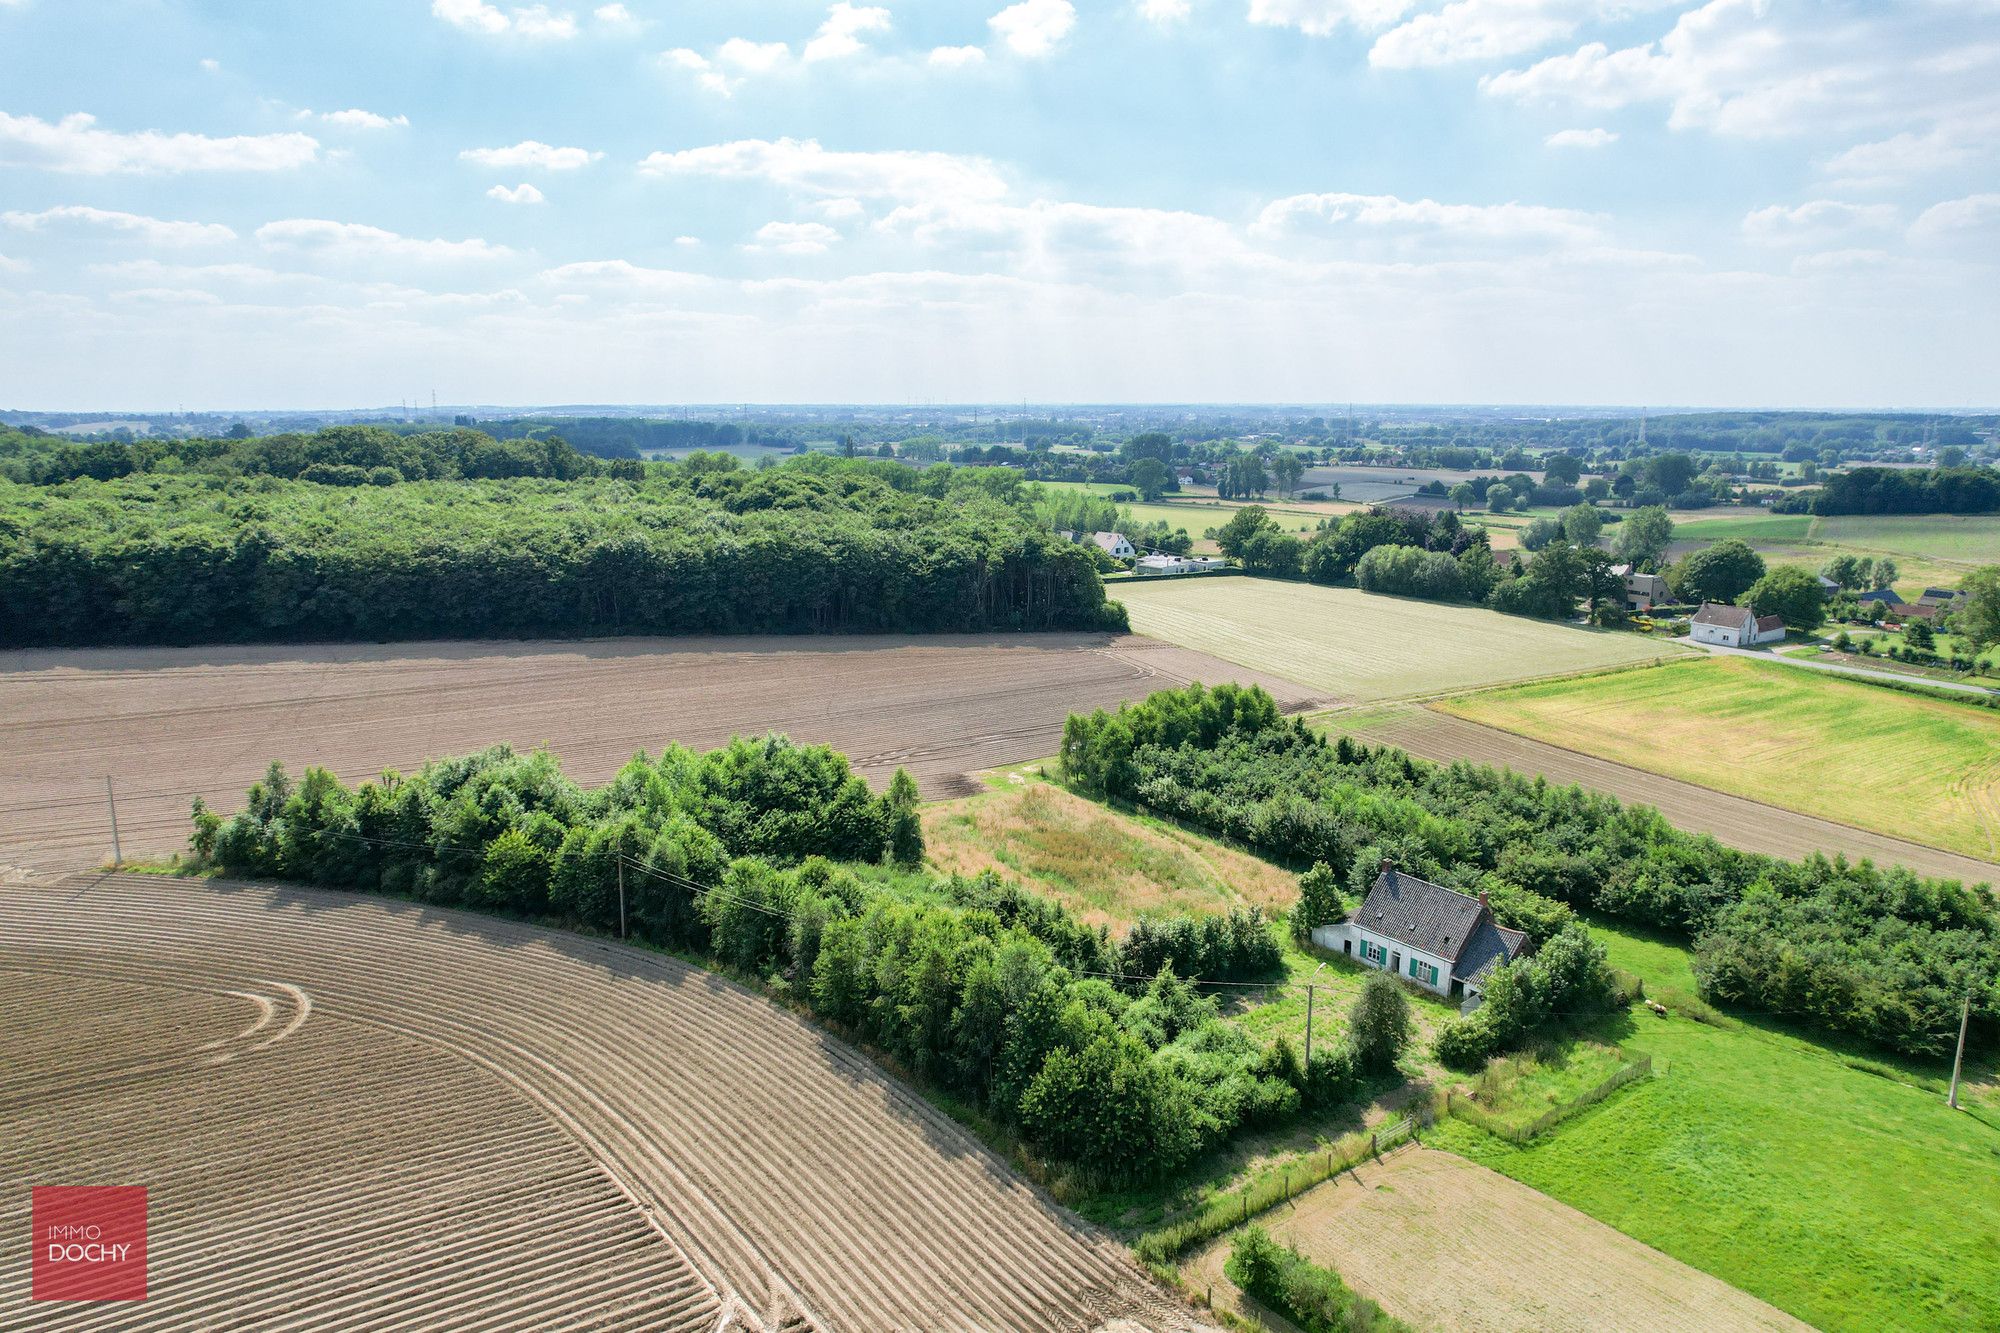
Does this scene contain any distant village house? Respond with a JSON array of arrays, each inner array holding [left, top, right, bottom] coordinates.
[[1134, 553, 1227, 576], [1690, 602, 1787, 647], [1611, 564, 1671, 612], [1088, 531, 1136, 560]]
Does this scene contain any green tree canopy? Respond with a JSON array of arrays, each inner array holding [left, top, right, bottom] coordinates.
[[1673, 538, 1766, 605], [1746, 566, 1827, 631]]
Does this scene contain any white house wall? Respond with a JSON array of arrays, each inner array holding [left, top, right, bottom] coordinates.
[[1312, 923, 1455, 996]]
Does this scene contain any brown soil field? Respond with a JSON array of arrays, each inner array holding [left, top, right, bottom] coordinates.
[[1330, 706, 2000, 886], [1187, 1147, 1810, 1333], [0, 634, 1320, 873], [0, 870, 1216, 1332], [921, 780, 1300, 927]]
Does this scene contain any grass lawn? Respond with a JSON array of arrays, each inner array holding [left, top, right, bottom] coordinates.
[[1113, 577, 1684, 701], [1814, 514, 2000, 567], [920, 776, 1300, 927], [1664, 512, 1997, 601], [1427, 918, 2000, 1333], [1440, 655, 2000, 861], [1671, 512, 1816, 543]]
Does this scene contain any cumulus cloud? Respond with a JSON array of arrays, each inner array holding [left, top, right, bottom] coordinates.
[[1137, 0, 1192, 22], [639, 138, 1009, 207], [1544, 126, 1617, 148], [928, 44, 987, 67], [0, 111, 319, 174], [989, 0, 1077, 57], [315, 109, 410, 130], [1370, 0, 1677, 69], [257, 218, 515, 261], [1823, 120, 1997, 188], [1247, 0, 1412, 37], [460, 140, 603, 169], [1909, 192, 2000, 242], [750, 220, 841, 254], [1742, 199, 1898, 245], [487, 182, 547, 204], [662, 5, 887, 94], [1254, 190, 1604, 246], [803, 3, 891, 62], [432, 0, 578, 38], [2, 204, 236, 245], [594, 3, 638, 24]]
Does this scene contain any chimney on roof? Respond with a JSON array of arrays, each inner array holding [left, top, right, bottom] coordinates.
[[1379, 858, 1394, 877], [1478, 891, 1490, 910]]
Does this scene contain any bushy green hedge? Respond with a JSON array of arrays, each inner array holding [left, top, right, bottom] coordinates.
[[1226, 1227, 1411, 1333], [1062, 684, 2000, 1056], [193, 736, 1342, 1184]]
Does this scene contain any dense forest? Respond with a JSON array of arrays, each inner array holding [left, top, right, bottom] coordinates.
[[1781, 465, 2000, 516], [1062, 684, 2000, 1060], [0, 447, 1124, 647], [195, 736, 1369, 1185]]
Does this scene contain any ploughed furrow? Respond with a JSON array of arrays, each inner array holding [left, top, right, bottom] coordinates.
[[0, 956, 721, 1332], [2, 873, 1211, 1333]]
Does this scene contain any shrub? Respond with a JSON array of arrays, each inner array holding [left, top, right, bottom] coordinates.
[[1226, 1227, 1411, 1333]]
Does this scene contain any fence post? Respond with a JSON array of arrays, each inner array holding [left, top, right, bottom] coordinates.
[[1370, 1132, 1377, 1158]]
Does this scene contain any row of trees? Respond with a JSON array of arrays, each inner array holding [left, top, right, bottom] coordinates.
[[1061, 685, 1999, 1057], [193, 734, 1385, 1184], [1, 461, 1125, 646], [1791, 466, 2000, 516]]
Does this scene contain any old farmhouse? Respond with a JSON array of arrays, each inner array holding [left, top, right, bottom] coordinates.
[[1311, 863, 1527, 1003], [1690, 602, 1787, 647]]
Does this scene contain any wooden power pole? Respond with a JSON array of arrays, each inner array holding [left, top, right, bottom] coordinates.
[[1948, 992, 1970, 1110]]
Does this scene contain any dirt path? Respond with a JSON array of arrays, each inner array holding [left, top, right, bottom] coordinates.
[[1187, 1147, 1811, 1333], [0, 871, 1214, 1332], [0, 633, 1319, 872], [1333, 707, 2000, 886]]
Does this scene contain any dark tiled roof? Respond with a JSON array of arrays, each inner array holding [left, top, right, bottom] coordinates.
[[1755, 614, 1785, 633], [1454, 917, 1528, 986], [1857, 588, 1899, 603], [1692, 602, 1753, 629], [1350, 869, 1487, 963]]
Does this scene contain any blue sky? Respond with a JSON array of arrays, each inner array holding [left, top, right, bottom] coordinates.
[[1, 0, 1996, 409]]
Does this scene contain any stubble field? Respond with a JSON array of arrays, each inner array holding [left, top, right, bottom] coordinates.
[[0, 871, 1211, 1332], [0, 633, 1318, 872]]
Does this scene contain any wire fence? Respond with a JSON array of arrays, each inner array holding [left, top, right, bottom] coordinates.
[[1443, 1050, 1653, 1145]]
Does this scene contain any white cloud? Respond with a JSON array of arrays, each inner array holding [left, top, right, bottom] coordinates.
[[719, 37, 791, 72], [662, 48, 735, 95], [541, 258, 716, 294], [639, 138, 1009, 207], [989, 0, 1076, 57], [1544, 126, 1617, 148], [1254, 190, 1604, 246], [0, 252, 27, 274], [2, 204, 236, 245], [432, 0, 578, 38], [674, 235, 701, 246], [1823, 121, 1996, 188], [594, 3, 638, 24], [460, 139, 603, 170], [317, 109, 409, 130], [1138, 0, 1192, 22], [928, 44, 987, 67], [487, 182, 547, 204], [0, 111, 319, 174], [803, 3, 891, 62], [1742, 199, 1897, 246], [815, 197, 866, 220], [1247, 0, 1412, 37], [1909, 193, 2000, 242], [1370, 0, 1676, 69], [751, 220, 841, 254], [1482, 0, 2000, 143], [199, 58, 221, 73], [257, 218, 515, 261]]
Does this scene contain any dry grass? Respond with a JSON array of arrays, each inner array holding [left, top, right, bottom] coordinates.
[[922, 779, 1298, 926], [1185, 1147, 1810, 1333], [1112, 578, 1682, 702]]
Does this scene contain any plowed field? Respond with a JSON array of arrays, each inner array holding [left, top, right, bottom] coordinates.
[[0, 633, 1318, 872], [0, 871, 1214, 1332]]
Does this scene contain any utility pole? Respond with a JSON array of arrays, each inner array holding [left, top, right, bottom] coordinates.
[[617, 856, 627, 940], [105, 776, 122, 867], [1948, 991, 1971, 1109], [1304, 961, 1328, 1074]]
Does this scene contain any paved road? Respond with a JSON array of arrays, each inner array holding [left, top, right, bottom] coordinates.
[[1682, 638, 2000, 698]]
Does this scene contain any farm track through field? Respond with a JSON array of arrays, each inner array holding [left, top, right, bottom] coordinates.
[[0, 633, 1321, 871], [1334, 707, 2000, 886], [0, 872, 1214, 1332]]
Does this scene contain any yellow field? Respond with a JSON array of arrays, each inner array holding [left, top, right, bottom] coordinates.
[[921, 778, 1297, 926], [1440, 656, 2000, 861], [1112, 578, 1684, 701]]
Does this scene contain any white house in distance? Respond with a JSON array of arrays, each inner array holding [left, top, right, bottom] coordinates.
[[1690, 602, 1787, 647], [1088, 531, 1135, 560], [1311, 862, 1527, 1003], [1134, 553, 1228, 576]]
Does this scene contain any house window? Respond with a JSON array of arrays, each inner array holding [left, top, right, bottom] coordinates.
[[1407, 958, 1439, 986], [1363, 941, 1386, 966]]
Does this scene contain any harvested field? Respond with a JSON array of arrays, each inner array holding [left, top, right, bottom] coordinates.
[[1439, 656, 2000, 863], [0, 871, 1213, 1332], [0, 633, 1319, 872], [1187, 1147, 1810, 1333], [1331, 705, 2000, 885], [1114, 579, 1682, 702]]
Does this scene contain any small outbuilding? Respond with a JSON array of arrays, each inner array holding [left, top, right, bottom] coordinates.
[[1311, 862, 1528, 1002]]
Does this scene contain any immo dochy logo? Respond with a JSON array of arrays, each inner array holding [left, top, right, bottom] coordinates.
[[32, 1186, 147, 1302]]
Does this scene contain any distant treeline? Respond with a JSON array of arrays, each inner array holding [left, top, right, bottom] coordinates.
[[1773, 465, 2000, 516], [0, 424, 636, 486], [1062, 684, 2000, 1059], [0, 455, 1124, 646], [476, 416, 801, 458]]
